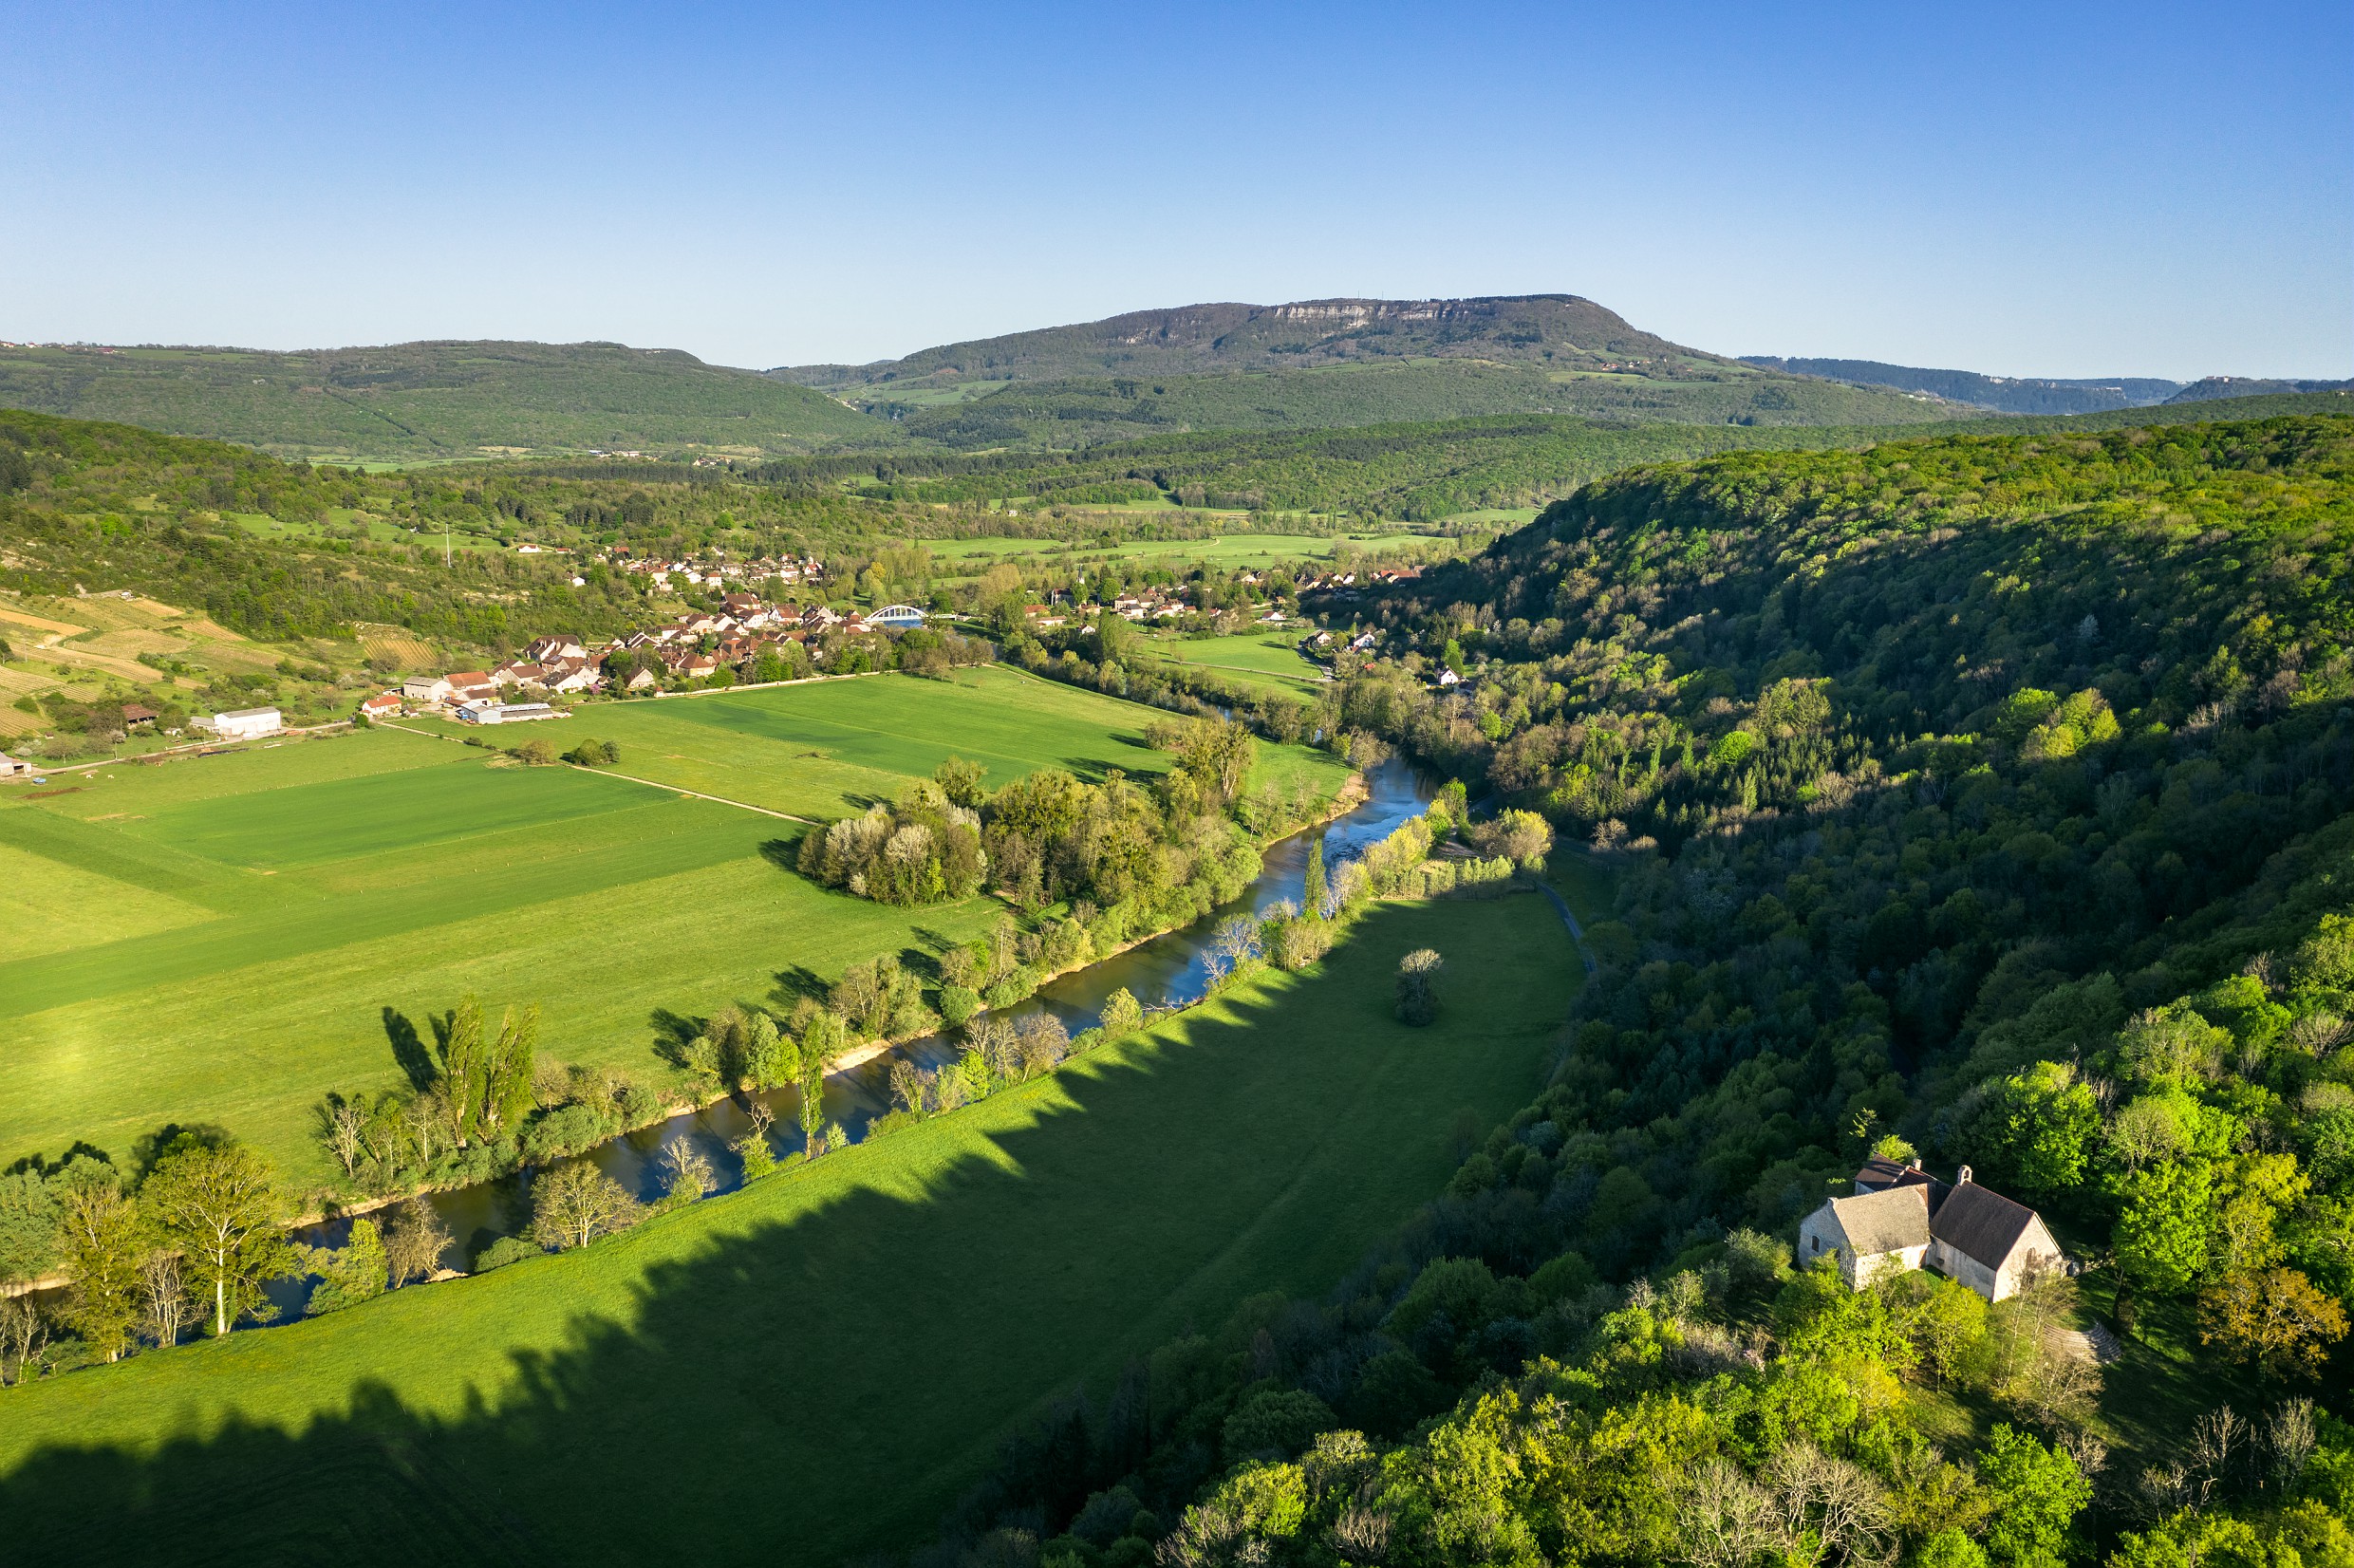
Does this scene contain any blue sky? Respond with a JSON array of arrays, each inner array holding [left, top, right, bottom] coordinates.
[[2, 1, 2345, 377]]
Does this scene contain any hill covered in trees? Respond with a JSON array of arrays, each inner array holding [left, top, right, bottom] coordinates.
[[778, 295, 1964, 442], [1742, 356, 2185, 415], [903, 408, 2354, 1563], [777, 295, 1712, 387], [0, 340, 880, 462], [861, 359, 1957, 449]]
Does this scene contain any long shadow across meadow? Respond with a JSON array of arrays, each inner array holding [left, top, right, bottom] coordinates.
[[0, 898, 1579, 1567]]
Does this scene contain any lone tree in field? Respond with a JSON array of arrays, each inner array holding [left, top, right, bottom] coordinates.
[[1395, 948, 1445, 1026], [530, 1162, 642, 1252], [140, 1137, 297, 1338]]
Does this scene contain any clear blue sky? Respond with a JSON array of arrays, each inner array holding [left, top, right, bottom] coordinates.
[[2, 1, 2345, 378]]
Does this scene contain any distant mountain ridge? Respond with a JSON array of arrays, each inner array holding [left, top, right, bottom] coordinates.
[[775, 295, 1715, 388], [1740, 357, 2184, 416], [2166, 375, 2354, 403]]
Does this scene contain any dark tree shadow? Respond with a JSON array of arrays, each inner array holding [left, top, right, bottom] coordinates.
[[768, 965, 830, 1007], [128, 1123, 232, 1180], [647, 1009, 706, 1071], [382, 1007, 438, 1092], [757, 837, 800, 872], [0, 900, 1585, 1568], [3, 1141, 116, 1179]]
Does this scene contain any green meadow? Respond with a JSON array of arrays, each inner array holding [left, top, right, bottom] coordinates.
[[0, 670, 1351, 1187], [402, 664, 1345, 819], [1148, 630, 1331, 696], [0, 894, 1583, 1565]]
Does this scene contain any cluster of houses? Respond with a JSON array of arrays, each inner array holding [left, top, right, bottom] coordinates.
[[1298, 566, 1420, 600], [1798, 1156, 2065, 1302], [601, 549, 825, 592], [366, 592, 930, 719]]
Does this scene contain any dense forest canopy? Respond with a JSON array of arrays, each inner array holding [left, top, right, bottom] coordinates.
[[906, 411, 2354, 1565]]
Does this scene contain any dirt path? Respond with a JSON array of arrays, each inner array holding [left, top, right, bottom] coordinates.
[[1536, 881, 1598, 976]]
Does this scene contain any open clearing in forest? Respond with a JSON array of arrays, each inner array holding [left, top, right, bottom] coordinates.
[[0, 667, 1351, 1185], [0, 894, 1582, 1566]]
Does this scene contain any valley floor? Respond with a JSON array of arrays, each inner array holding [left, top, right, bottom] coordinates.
[[0, 893, 1583, 1565]]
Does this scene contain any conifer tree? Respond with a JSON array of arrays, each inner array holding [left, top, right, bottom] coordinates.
[[1303, 835, 1329, 918]]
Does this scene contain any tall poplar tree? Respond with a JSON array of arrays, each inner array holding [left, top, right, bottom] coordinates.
[[1302, 835, 1329, 918], [439, 995, 486, 1143]]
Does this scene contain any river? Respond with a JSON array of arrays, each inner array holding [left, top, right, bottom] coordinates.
[[273, 756, 1437, 1311]]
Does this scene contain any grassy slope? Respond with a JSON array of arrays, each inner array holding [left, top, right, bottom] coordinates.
[[0, 341, 882, 461], [0, 672, 1351, 1185], [0, 894, 1582, 1566]]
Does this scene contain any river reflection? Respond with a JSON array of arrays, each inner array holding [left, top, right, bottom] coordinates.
[[278, 756, 1434, 1306]]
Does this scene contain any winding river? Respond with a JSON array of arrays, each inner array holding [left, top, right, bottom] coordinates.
[[274, 756, 1436, 1309]]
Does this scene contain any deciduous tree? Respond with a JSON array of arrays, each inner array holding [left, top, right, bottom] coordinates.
[[529, 1162, 641, 1251], [140, 1138, 296, 1338], [2198, 1266, 2349, 1377]]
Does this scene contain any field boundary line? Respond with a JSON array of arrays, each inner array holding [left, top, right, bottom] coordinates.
[[372, 718, 816, 822], [578, 765, 816, 823]]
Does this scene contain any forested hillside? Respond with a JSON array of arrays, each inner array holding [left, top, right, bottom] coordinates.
[[910, 411, 2354, 1565], [1742, 357, 2183, 415], [867, 360, 1953, 449], [0, 340, 879, 461]]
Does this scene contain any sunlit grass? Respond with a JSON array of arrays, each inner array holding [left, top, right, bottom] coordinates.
[[0, 894, 1584, 1565]]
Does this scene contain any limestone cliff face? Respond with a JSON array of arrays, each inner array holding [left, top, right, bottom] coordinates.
[[775, 293, 1708, 387]]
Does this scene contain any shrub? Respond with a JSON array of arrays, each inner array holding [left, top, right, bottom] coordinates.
[[939, 984, 982, 1028], [473, 1234, 543, 1272], [1395, 948, 1444, 1024], [983, 971, 1037, 1010], [1099, 987, 1144, 1040]]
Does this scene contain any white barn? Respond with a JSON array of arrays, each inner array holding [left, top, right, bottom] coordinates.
[[206, 707, 283, 740]]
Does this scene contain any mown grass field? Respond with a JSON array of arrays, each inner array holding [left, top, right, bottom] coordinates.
[[1148, 630, 1330, 696], [0, 893, 1582, 1565], [0, 670, 1351, 1186], [402, 665, 1343, 819]]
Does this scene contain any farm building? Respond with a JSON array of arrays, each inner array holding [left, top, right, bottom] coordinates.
[[402, 675, 454, 704], [1797, 1165, 2063, 1301], [360, 693, 402, 719], [0, 753, 30, 777], [203, 707, 284, 740], [454, 701, 567, 725]]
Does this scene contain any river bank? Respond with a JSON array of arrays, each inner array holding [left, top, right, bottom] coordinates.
[[254, 756, 1429, 1304]]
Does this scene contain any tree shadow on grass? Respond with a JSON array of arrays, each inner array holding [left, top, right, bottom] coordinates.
[[756, 837, 799, 872], [381, 1006, 437, 1092], [769, 965, 831, 1008], [0, 900, 1585, 1568]]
